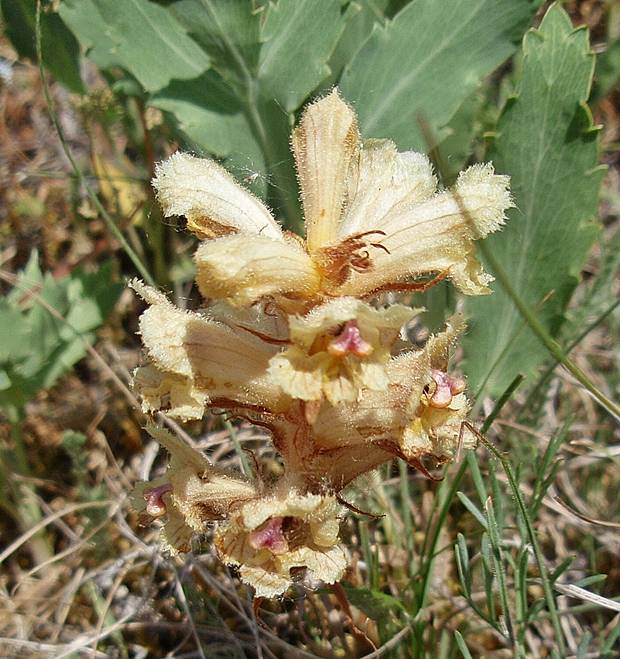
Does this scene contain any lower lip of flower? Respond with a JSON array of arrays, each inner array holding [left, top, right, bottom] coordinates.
[[143, 483, 173, 516], [430, 369, 467, 408], [327, 320, 373, 357], [248, 516, 290, 555]]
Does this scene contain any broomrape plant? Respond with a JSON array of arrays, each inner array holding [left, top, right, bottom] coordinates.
[[132, 89, 512, 598]]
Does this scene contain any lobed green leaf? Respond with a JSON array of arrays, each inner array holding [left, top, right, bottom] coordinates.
[[340, 0, 537, 149], [464, 4, 605, 396], [59, 0, 210, 92]]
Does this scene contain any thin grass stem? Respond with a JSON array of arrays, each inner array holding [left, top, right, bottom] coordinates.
[[35, 1, 155, 286], [476, 241, 620, 421]]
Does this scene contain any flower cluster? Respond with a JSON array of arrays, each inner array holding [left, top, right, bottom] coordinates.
[[132, 90, 512, 597]]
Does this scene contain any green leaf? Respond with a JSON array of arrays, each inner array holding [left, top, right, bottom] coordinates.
[[258, 0, 346, 111], [438, 87, 486, 177], [340, 583, 406, 620], [0, 303, 31, 364], [340, 0, 536, 149], [1, 0, 84, 93], [149, 72, 267, 194], [454, 630, 474, 659], [147, 0, 302, 225], [463, 4, 604, 396], [0, 254, 122, 413], [170, 0, 261, 81], [59, 0, 210, 92], [456, 491, 488, 530], [323, 0, 389, 87]]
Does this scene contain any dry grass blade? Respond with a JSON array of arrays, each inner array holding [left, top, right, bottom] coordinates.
[[553, 583, 620, 614], [553, 495, 620, 529], [0, 500, 113, 565]]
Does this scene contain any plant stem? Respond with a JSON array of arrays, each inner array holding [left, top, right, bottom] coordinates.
[[7, 409, 52, 565], [477, 241, 620, 420], [35, 1, 155, 286], [521, 295, 620, 419]]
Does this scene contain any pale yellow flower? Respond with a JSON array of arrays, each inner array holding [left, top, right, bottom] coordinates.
[[267, 297, 418, 406], [133, 425, 257, 554], [133, 87, 500, 597], [307, 316, 475, 479], [131, 280, 289, 419], [400, 317, 476, 463], [215, 487, 346, 597], [153, 89, 512, 310]]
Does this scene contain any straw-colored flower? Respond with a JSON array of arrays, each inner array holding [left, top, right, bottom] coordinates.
[[267, 297, 417, 407], [306, 317, 475, 480], [132, 86, 506, 598], [215, 487, 346, 597], [400, 317, 476, 462], [131, 280, 289, 419], [153, 89, 512, 311], [133, 425, 257, 553]]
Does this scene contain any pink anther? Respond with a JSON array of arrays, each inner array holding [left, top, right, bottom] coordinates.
[[328, 320, 373, 357], [143, 483, 173, 517], [248, 517, 289, 555]]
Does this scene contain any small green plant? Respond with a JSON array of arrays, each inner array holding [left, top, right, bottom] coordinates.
[[0, 252, 121, 562]]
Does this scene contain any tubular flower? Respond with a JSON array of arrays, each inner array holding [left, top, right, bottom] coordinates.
[[400, 317, 477, 462], [153, 89, 512, 310], [131, 279, 289, 418], [307, 317, 475, 474], [133, 425, 257, 554], [131, 87, 511, 598], [267, 297, 418, 406], [215, 487, 346, 598]]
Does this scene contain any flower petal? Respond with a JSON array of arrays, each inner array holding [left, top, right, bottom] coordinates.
[[135, 284, 286, 412], [160, 503, 194, 555], [153, 152, 282, 240], [216, 489, 345, 597], [292, 89, 360, 253], [268, 297, 417, 404], [401, 393, 474, 462], [335, 162, 513, 297], [195, 233, 321, 307], [142, 425, 257, 539], [238, 565, 292, 598], [311, 349, 429, 450], [338, 139, 437, 238], [288, 297, 416, 351], [280, 544, 347, 586], [133, 364, 207, 421]]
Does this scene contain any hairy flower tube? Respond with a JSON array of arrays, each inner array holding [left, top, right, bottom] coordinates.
[[154, 89, 511, 311], [132, 88, 511, 598], [133, 425, 257, 554], [215, 487, 347, 598]]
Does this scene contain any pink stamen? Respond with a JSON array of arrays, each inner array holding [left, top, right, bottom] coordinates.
[[448, 375, 466, 395], [328, 320, 373, 358], [143, 483, 173, 517], [429, 369, 466, 408], [248, 517, 289, 555]]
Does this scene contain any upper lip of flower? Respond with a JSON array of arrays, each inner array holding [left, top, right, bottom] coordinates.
[[153, 88, 513, 311]]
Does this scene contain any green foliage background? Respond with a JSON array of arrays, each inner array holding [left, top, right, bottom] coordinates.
[[1, 0, 618, 656], [11, 0, 606, 399]]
